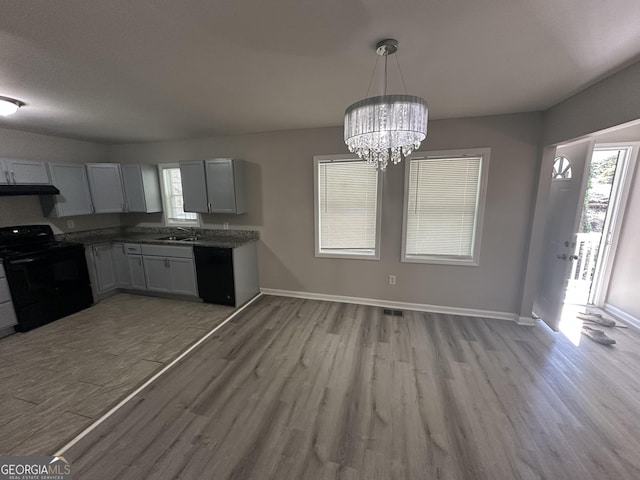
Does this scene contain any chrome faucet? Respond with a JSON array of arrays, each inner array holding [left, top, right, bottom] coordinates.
[[176, 226, 198, 238]]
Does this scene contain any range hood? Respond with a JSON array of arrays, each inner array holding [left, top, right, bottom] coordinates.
[[0, 184, 60, 196]]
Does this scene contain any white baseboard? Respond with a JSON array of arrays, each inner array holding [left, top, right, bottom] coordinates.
[[260, 288, 521, 323], [518, 315, 536, 326], [604, 303, 640, 330]]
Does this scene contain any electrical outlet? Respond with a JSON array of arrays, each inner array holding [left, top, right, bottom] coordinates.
[[389, 275, 396, 285], [66, 220, 75, 229], [223, 222, 229, 230]]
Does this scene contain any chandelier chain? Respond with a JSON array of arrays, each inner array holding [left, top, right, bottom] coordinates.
[[383, 54, 388, 95], [365, 55, 380, 99], [394, 52, 409, 95]]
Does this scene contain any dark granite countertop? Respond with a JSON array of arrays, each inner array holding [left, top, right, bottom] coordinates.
[[57, 226, 259, 249]]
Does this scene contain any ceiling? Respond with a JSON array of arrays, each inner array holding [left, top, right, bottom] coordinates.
[[1, 0, 640, 144]]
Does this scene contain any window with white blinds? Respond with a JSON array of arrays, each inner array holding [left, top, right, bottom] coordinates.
[[402, 149, 489, 265], [314, 156, 381, 259], [158, 164, 199, 227]]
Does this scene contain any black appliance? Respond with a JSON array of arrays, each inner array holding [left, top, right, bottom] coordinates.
[[0, 184, 60, 196], [0, 225, 93, 332], [193, 246, 235, 306]]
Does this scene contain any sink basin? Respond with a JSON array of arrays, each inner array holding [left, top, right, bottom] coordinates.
[[157, 235, 190, 241]]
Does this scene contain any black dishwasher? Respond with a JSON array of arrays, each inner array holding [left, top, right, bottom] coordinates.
[[193, 246, 235, 306]]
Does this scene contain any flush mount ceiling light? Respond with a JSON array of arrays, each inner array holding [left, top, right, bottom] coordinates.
[[0, 96, 25, 117], [344, 39, 428, 171]]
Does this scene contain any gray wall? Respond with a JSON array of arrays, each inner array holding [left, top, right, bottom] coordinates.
[[606, 162, 640, 319], [543, 60, 640, 146], [519, 58, 640, 320], [594, 122, 640, 320], [110, 112, 543, 315], [0, 127, 119, 233]]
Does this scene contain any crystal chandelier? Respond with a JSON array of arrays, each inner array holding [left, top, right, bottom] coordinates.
[[344, 39, 428, 171]]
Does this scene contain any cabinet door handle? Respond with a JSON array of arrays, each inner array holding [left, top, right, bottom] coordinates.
[[122, 245, 126, 253], [208, 202, 211, 213], [10, 171, 16, 184], [138, 257, 142, 266], [4, 170, 10, 184], [94, 247, 99, 258]]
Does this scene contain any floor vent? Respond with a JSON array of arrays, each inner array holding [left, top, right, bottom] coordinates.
[[382, 308, 404, 317]]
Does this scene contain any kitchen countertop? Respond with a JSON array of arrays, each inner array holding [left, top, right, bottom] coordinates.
[[57, 227, 259, 249]]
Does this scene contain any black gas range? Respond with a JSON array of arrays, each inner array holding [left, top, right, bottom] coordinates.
[[0, 225, 93, 332]]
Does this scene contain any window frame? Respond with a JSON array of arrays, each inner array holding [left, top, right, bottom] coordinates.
[[157, 163, 200, 227], [401, 148, 490, 266], [313, 154, 383, 260]]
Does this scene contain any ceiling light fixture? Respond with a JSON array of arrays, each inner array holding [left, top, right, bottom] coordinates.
[[344, 39, 428, 171], [0, 96, 24, 117]]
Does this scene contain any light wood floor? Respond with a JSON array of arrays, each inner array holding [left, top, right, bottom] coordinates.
[[64, 295, 640, 479], [0, 293, 232, 455]]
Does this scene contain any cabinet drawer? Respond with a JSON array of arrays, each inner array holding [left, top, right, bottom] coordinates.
[[124, 243, 142, 254], [0, 301, 17, 329], [0, 278, 11, 303], [141, 244, 193, 258]]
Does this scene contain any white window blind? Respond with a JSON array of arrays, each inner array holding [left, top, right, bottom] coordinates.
[[160, 166, 198, 226], [317, 159, 380, 256], [405, 155, 482, 259]]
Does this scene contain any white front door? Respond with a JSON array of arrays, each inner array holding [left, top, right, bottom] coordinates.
[[534, 140, 594, 330]]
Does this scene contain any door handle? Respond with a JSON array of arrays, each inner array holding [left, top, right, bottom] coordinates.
[[569, 255, 578, 260], [4, 170, 10, 184], [10, 171, 16, 184], [556, 253, 567, 260]]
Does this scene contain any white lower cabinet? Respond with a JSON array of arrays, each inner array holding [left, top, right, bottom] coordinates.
[[113, 243, 147, 290], [141, 244, 197, 297], [90, 242, 197, 299], [92, 244, 116, 294], [168, 258, 197, 296], [112, 243, 132, 288], [128, 255, 147, 290], [143, 257, 172, 293], [143, 255, 197, 296]]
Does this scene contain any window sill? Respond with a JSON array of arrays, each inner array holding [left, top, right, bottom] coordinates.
[[401, 255, 479, 266], [316, 250, 380, 261]]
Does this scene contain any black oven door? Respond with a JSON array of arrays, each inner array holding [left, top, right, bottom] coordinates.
[[4, 246, 93, 331]]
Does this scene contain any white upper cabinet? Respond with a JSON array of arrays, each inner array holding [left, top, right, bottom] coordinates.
[[0, 158, 50, 185], [86, 163, 126, 213], [121, 164, 163, 213], [41, 163, 93, 217], [179, 161, 209, 213], [205, 159, 247, 214], [180, 158, 247, 214]]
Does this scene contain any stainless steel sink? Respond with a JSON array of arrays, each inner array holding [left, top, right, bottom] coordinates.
[[157, 235, 190, 241]]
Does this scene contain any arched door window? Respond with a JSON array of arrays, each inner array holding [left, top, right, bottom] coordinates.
[[552, 156, 572, 180]]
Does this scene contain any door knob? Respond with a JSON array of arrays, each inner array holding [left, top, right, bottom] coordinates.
[[556, 253, 567, 260], [569, 255, 578, 260]]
